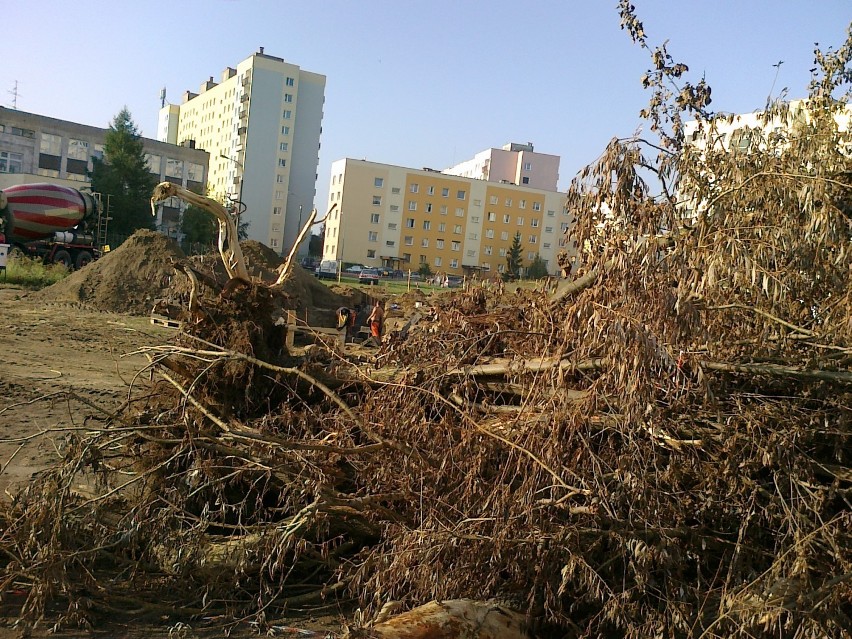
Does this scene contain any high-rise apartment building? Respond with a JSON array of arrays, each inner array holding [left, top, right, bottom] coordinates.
[[443, 142, 560, 191], [158, 48, 325, 254], [324, 158, 573, 277]]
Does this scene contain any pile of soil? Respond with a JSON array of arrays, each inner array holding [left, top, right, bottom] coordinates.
[[30, 229, 185, 316]]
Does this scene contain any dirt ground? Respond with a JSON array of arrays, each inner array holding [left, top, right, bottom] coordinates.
[[0, 286, 353, 638], [0, 287, 173, 497]]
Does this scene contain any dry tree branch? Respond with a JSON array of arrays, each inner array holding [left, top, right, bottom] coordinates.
[[151, 182, 250, 281]]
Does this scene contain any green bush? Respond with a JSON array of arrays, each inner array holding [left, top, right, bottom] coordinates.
[[3, 254, 69, 289]]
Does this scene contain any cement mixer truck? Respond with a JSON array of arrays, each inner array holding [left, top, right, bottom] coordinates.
[[0, 182, 105, 269]]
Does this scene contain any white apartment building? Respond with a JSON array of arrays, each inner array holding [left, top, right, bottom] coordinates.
[[324, 158, 573, 277], [158, 48, 325, 254], [443, 142, 560, 191]]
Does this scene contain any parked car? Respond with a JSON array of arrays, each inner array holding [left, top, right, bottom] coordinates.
[[358, 268, 380, 285], [315, 260, 339, 280], [343, 264, 364, 273], [447, 275, 464, 288]]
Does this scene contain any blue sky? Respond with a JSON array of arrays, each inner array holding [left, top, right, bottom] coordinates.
[[4, 1, 849, 215]]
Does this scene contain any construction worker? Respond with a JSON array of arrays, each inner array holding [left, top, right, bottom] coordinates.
[[366, 300, 385, 346], [336, 306, 357, 343]]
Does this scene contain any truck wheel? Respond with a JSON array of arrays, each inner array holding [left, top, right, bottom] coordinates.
[[75, 250, 94, 270], [53, 250, 73, 268]]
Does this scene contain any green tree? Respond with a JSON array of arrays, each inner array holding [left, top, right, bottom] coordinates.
[[526, 254, 549, 279], [309, 223, 325, 257], [418, 262, 433, 278], [180, 205, 216, 252], [504, 232, 523, 281], [90, 108, 156, 238]]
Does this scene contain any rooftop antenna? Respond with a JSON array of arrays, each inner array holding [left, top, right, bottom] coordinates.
[[160, 87, 167, 108], [8, 80, 20, 109], [767, 60, 784, 105]]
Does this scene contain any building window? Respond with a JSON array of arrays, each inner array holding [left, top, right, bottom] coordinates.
[[434, 256, 442, 267], [278, 158, 287, 167], [499, 248, 507, 257], [0, 151, 23, 174], [166, 158, 184, 178], [487, 212, 496, 222], [547, 209, 555, 217], [410, 183, 419, 193], [279, 142, 289, 151], [528, 251, 537, 260], [277, 174, 285, 183], [517, 216, 524, 226], [471, 216, 480, 223], [489, 195, 498, 205], [368, 231, 378, 242], [501, 231, 509, 241], [505, 198, 512, 207], [451, 241, 460, 251], [519, 199, 526, 209], [442, 187, 449, 197], [419, 255, 427, 264], [370, 213, 380, 223], [273, 206, 282, 215], [531, 219, 539, 227], [561, 222, 569, 232], [498, 264, 505, 273], [373, 195, 382, 206], [423, 220, 431, 230], [388, 222, 397, 230], [421, 238, 429, 247], [275, 190, 284, 200], [455, 208, 464, 217], [529, 235, 538, 244], [543, 242, 551, 249], [473, 198, 481, 206], [405, 236, 414, 245], [440, 205, 448, 215], [283, 110, 292, 119], [270, 238, 279, 248], [544, 226, 553, 233], [468, 232, 478, 240], [436, 239, 445, 249], [282, 125, 290, 135], [403, 253, 411, 262], [425, 203, 433, 213], [457, 190, 466, 200], [408, 201, 417, 211], [503, 214, 511, 224], [486, 229, 494, 239], [367, 249, 376, 258], [390, 204, 399, 212], [40, 133, 62, 155], [438, 223, 446, 232], [67, 139, 88, 160], [427, 185, 435, 195], [406, 218, 415, 228], [284, 94, 293, 103], [523, 162, 532, 171], [533, 202, 542, 211], [466, 249, 476, 258], [286, 77, 295, 86], [484, 245, 493, 256], [453, 225, 462, 234], [391, 186, 401, 194], [386, 240, 395, 246], [374, 177, 384, 187]]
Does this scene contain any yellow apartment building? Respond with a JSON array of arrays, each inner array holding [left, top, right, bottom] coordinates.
[[323, 158, 573, 277]]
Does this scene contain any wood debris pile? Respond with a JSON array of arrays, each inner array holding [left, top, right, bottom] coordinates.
[[1, 13, 851, 638]]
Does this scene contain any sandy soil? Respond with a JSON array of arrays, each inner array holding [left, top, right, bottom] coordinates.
[[0, 287, 173, 497]]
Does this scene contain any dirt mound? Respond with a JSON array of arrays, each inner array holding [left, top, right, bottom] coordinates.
[[31, 229, 185, 315]]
